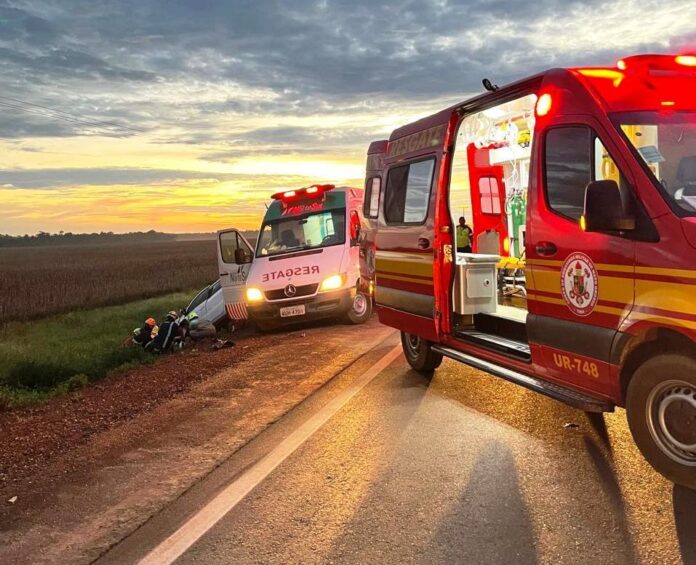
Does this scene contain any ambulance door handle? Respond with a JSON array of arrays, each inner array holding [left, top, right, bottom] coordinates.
[[417, 238, 430, 249], [535, 241, 557, 256]]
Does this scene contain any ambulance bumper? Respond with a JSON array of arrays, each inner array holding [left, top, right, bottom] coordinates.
[[248, 287, 355, 325]]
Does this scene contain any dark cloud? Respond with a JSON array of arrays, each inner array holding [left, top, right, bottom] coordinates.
[[0, 167, 239, 188], [0, 0, 691, 152]]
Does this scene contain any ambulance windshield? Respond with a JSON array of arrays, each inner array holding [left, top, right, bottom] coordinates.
[[615, 111, 696, 215], [256, 209, 346, 257]]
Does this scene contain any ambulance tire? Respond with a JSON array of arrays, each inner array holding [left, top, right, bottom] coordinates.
[[401, 331, 443, 376], [626, 354, 696, 490], [345, 291, 372, 324]]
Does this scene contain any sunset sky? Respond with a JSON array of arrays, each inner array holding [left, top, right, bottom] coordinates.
[[1, 0, 695, 234]]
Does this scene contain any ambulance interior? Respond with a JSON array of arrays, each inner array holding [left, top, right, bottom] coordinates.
[[448, 94, 536, 357]]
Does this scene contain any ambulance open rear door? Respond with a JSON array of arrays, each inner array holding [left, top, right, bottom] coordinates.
[[216, 229, 254, 322]]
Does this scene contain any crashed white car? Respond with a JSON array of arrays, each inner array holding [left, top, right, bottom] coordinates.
[[185, 280, 227, 327]]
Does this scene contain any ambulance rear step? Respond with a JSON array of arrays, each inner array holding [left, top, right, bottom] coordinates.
[[455, 329, 531, 361], [431, 345, 615, 413]]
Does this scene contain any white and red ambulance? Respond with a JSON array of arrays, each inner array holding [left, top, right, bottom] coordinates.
[[366, 54, 696, 489], [217, 184, 375, 331]]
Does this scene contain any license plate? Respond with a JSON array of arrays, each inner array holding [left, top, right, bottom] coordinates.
[[280, 304, 306, 318]]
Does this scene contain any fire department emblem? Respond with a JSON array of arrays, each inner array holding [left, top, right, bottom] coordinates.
[[560, 252, 598, 317]]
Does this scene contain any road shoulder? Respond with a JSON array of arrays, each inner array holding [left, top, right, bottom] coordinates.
[[0, 319, 394, 564]]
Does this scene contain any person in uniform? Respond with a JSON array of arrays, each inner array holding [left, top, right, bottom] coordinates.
[[456, 216, 473, 253]]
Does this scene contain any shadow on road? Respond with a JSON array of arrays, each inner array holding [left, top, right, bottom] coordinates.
[[585, 411, 611, 448], [429, 441, 539, 564], [583, 437, 638, 563], [674, 485, 696, 565]]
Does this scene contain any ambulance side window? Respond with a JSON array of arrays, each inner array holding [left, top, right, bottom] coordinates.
[[384, 158, 436, 224], [219, 231, 241, 264], [544, 126, 592, 221], [364, 177, 381, 219], [545, 126, 629, 222]]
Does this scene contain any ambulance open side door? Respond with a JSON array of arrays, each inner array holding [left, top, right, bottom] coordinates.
[[216, 229, 254, 322]]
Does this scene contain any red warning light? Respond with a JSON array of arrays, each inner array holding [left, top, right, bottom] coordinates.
[[271, 184, 335, 201], [536, 93, 553, 117], [676, 55, 696, 67]]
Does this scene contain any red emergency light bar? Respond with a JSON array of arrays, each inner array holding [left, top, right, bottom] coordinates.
[[615, 54, 696, 73], [271, 184, 335, 201]]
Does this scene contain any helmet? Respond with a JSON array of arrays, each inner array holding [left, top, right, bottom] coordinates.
[[166, 310, 178, 321], [145, 317, 156, 326], [187, 311, 199, 322]]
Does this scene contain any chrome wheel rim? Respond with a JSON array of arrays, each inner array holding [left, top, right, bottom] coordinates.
[[404, 334, 421, 359], [352, 293, 368, 317], [646, 380, 696, 466]]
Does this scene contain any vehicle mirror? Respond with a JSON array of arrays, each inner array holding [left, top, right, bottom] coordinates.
[[234, 247, 252, 264], [350, 210, 361, 245], [583, 180, 635, 233]]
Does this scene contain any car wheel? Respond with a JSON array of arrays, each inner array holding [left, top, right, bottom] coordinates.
[[345, 291, 372, 324], [626, 354, 696, 490], [401, 331, 443, 375]]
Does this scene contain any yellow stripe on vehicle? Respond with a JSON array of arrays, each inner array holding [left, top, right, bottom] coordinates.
[[526, 258, 563, 268], [376, 273, 434, 286], [375, 252, 433, 278], [593, 263, 635, 274], [526, 293, 565, 306], [635, 280, 696, 318], [528, 292, 626, 317], [634, 265, 696, 279], [529, 257, 696, 279], [629, 310, 696, 331], [531, 270, 633, 305]]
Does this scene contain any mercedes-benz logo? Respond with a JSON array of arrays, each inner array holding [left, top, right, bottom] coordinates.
[[284, 284, 297, 298]]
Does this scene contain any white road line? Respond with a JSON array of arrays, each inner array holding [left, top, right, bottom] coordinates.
[[138, 342, 403, 565]]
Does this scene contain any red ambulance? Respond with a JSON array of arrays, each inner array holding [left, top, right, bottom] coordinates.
[[366, 54, 696, 489]]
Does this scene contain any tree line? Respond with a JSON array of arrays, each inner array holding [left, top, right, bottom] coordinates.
[[1, 230, 182, 247], [0, 230, 259, 248]]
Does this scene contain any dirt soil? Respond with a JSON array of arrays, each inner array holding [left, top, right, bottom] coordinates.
[[0, 331, 263, 491], [0, 318, 394, 564]]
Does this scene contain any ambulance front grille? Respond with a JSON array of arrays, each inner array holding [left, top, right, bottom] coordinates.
[[265, 283, 319, 301]]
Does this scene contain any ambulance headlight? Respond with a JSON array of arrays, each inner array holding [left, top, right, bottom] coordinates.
[[245, 287, 264, 302], [319, 274, 345, 292]]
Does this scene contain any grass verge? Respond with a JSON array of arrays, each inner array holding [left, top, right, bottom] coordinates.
[[0, 291, 196, 410]]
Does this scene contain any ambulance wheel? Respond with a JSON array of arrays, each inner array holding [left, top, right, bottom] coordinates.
[[401, 331, 443, 375], [346, 291, 372, 324], [626, 354, 696, 490]]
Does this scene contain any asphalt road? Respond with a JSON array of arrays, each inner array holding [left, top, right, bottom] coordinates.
[[100, 332, 696, 565]]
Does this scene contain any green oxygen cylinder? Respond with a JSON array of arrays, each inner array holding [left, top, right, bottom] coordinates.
[[508, 193, 526, 257]]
